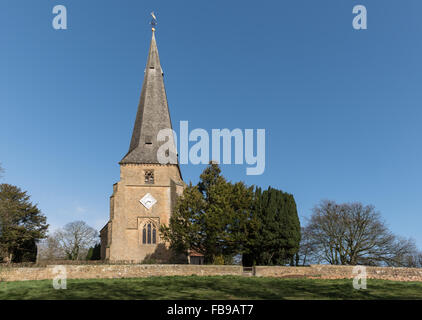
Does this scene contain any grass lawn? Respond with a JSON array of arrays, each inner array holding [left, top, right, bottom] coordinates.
[[0, 276, 421, 300]]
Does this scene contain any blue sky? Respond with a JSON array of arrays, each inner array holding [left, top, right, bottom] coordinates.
[[1, 1, 421, 247]]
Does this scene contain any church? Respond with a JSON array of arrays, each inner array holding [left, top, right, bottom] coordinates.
[[100, 26, 185, 262]]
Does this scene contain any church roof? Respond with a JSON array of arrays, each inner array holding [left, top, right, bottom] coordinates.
[[120, 31, 178, 166]]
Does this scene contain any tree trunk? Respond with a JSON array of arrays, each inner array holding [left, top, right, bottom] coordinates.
[[5, 252, 13, 264]]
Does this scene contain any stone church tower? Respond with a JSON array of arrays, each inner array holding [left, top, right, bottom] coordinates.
[[100, 29, 184, 262]]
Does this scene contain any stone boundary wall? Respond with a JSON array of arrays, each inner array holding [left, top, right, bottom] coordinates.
[[254, 265, 422, 282], [1, 264, 422, 282], [0, 264, 242, 282]]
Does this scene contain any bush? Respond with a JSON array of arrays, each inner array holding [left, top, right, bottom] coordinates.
[[212, 255, 225, 265]]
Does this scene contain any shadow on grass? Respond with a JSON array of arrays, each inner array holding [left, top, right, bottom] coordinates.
[[1, 276, 422, 300]]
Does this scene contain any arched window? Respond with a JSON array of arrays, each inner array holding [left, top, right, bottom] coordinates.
[[147, 223, 151, 244], [152, 228, 156, 244], [142, 222, 157, 245]]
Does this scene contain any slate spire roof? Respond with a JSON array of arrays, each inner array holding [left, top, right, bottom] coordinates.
[[120, 30, 178, 165]]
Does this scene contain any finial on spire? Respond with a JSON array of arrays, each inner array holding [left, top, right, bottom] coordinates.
[[150, 12, 157, 32]]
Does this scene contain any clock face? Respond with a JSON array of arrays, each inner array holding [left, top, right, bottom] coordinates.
[[140, 193, 157, 210]]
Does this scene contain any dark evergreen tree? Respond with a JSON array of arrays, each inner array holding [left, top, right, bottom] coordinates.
[[161, 163, 254, 264], [86, 243, 101, 260], [162, 166, 301, 266], [12, 238, 37, 263], [243, 187, 301, 266], [160, 182, 204, 257], [0, 184, 48, 262], [295, 252, 300, 266]]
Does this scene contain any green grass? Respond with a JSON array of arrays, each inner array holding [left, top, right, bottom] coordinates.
[[0, 276, 421, 300]]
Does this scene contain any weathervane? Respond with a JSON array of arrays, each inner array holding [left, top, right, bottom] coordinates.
[[150, 12, 157, 31]]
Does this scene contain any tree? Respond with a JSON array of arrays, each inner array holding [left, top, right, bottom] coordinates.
[[86, 243, 101, 260], [303, 200, 416, 266], [12, 238, 37, 262], [37, 235, 66, 261], [243, 187, 301, 266], [0, 184, 48, 262], [297, 226, 321, 266], [397, 249, 422, 268], [160, 182, 204, 257], [55, 221, 98, 260], [410, 252, 422, 268], [161, 163, 254, 264]]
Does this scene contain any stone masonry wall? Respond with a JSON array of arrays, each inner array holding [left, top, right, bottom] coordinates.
[[0, 264, 242, 282], [1, 264, 422, 282], [254, 265, 422, 282]]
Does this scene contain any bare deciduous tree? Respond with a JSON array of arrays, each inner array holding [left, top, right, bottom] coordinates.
[[37, 235, 66, 261], [55, 221, 98, 260], [401, 250, 422, 268], [298, 226, 322, 265], [303, 200, 416, 266]]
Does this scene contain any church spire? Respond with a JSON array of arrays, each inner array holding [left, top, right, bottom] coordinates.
[[120, 26, 178, 165]]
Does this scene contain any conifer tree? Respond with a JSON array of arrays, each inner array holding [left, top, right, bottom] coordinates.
[[0, 184, 48, 262], [243, 187, 301, 266], [161, 163, 253, 264]]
